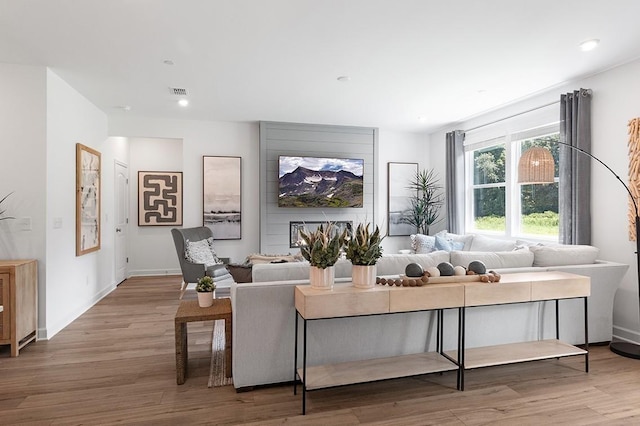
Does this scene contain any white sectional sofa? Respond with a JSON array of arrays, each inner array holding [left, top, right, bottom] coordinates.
[[230, 234, 629, 390]]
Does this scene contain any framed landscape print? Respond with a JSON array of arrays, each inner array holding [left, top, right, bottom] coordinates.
[[387, 162, 418, 236], [138, 171, 183, 226], [203, 156, 241, 240], [76, 143, 101, 256]]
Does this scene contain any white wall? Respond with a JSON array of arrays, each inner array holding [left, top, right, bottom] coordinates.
[[377, 130, 430, 254], [0, 63, 47, 332], [45, 69, 114, 338], [128, 137, 183, 275], [429, 58, 640, 344], [109, 117, 261, 265]]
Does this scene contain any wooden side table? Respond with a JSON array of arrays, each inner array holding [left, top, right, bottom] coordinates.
[[174, 298, 232, 385]]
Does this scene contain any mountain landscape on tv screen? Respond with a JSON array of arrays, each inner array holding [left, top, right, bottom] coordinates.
[[278, 166, 363, 207]]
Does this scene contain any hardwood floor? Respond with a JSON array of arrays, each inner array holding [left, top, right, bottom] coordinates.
[[1, 276, 640, 425]]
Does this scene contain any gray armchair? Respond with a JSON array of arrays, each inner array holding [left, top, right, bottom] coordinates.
[[171, 226, 234, 298]]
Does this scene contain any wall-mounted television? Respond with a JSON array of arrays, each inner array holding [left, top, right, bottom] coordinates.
[[278, 156, 364, 207]]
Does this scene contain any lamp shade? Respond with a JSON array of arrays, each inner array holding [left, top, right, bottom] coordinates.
[[517, 147, 555, 184]]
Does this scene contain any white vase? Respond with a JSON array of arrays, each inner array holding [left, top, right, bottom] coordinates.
[[197, 291, 214, 307], [309, 265, 335, 290], [352, 265, 377, 289]]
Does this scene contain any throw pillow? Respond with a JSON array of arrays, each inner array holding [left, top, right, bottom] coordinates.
[[436, 230, 474, 251], [410, 234, 436, 253], [185, 238, 222, 267], [435, 235, 465, 252]]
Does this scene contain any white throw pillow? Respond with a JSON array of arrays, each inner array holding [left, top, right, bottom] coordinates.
[[528, 244, 599, 267], [410, 234, 436, 253], [469, 234, 517, 252], [436, 230, 474, 251], [450, 249, 534, 269], [185, 238, 222, 267]]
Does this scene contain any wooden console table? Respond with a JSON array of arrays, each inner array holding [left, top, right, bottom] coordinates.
[[293, 271, 590, 414], [294, 282, 464, 415], [449, 271, 590, 390], [174, 298, 232, 385]]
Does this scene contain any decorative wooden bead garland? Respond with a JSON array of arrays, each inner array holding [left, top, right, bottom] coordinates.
[[376, 270, 502, 287], [629, 117, 640, 241]]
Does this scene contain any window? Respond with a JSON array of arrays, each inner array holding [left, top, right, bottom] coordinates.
[[465, 124, 559, 240]]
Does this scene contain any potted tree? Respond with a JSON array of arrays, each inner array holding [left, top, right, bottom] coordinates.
[[195, 276, 216, 307], [401, 169, 444, 235], [299, 222, 347, 290], [345, 223, 384, 288]]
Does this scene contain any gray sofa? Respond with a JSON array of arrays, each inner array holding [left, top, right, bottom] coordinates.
[[230, 239, 629, 390]]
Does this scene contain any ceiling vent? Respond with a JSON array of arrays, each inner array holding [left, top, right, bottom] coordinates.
[[170, 87, 188, 96]]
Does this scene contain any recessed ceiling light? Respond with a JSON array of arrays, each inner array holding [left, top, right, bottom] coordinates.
[[178, 99, 189, 107], [418, 116, 426, 122], [337, 76, 351, 82], [579, 39, 600, 52]]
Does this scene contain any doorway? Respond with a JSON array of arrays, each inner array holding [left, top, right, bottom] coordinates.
[[115, 161, 129, 284]]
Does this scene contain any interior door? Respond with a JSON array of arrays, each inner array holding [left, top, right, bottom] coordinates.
[[114, 161, 129, 285]]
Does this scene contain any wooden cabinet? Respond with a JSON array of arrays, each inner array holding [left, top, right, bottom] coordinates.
[[0, 259, 38, 356]]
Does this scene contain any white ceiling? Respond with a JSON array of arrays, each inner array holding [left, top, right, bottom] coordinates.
[[2, 0, 640, 133]]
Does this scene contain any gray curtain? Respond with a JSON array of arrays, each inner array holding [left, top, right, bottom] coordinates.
[[445, 130, 465, 234], [559, 88, 592, 245]]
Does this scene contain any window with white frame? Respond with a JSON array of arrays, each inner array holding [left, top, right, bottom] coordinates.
[[465, 122, 560, 240]]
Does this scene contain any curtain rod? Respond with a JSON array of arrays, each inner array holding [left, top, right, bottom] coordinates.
[[464, 100, 560, 133]]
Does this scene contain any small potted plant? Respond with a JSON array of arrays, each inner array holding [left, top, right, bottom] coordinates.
[[196, 276, 216, 307], [345, 223, 384, 288], [299, 222, 347, 290]]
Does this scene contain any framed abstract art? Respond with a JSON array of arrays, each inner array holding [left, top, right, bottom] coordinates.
[[76, 143, 101, 256], [138, 171, 183, 226]]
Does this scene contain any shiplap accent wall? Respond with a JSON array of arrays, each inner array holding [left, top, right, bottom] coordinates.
[[260, 121, 378, 254]]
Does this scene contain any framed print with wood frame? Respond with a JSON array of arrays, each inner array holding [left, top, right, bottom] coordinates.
[[203, 156, 241, 240], [76, 143, 101, 256], [387, 162, 418, 236]]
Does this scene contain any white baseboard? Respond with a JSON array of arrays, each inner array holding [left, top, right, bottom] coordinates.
[[128, 268, 181, 277], [612, 325, 640, 344]]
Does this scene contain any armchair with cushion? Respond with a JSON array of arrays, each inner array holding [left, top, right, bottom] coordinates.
[[171, 226, 235, 298]]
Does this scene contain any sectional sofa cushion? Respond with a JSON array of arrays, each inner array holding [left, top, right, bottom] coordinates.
[[376, 251, 450, 275], [469, 234, 517, 252], [450, 249, 534, 269], [528, 244, 599, 266]]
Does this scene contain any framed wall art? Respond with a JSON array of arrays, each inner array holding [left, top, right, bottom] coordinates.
[[138, 171, 183, 226], [203, 156, 241, 240], [387, 162, 418, 236], [76, 143, 101, 256]]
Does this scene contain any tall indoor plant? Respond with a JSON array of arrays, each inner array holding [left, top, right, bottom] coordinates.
[[401, 169, 444, 235], [345, 223, 384, 288], [299, 222, 347, 290]]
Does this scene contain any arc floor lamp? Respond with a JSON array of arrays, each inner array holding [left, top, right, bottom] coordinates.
[[518, 142, 640, 359]]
